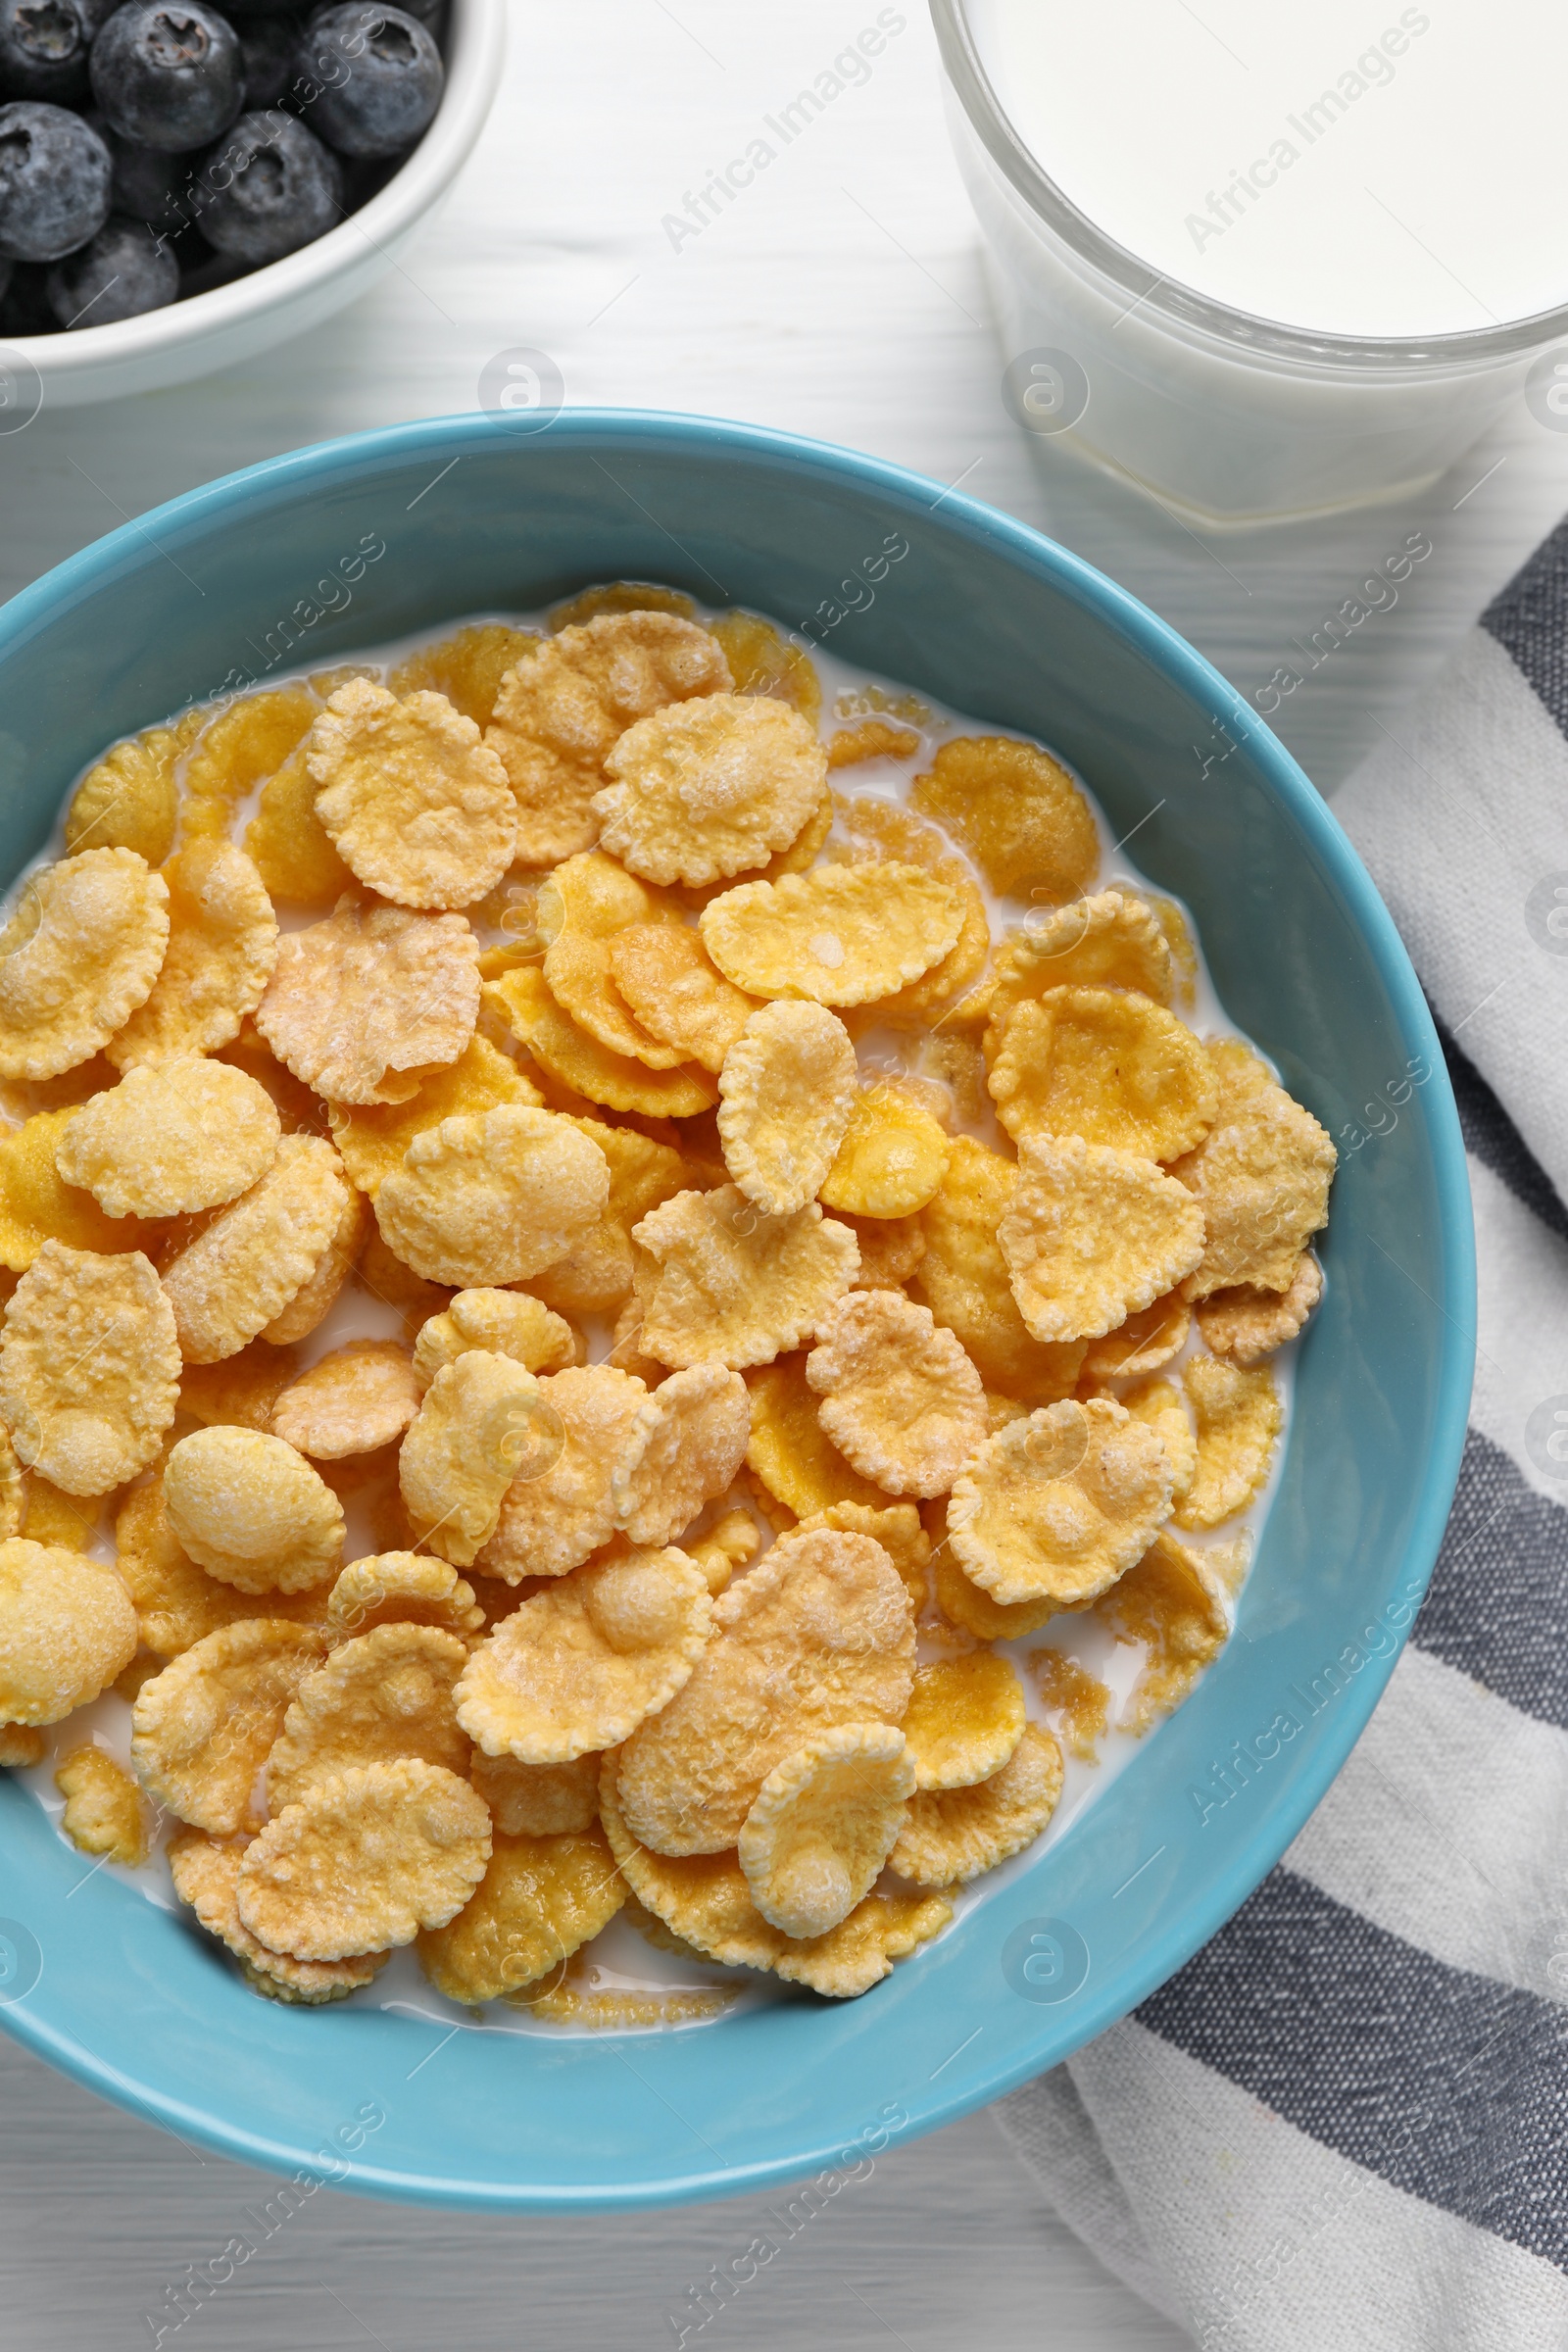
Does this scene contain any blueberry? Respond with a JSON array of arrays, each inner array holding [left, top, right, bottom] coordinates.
[[0, 0, 107, 103], [90, 2, 242, 152], [0, 98, 109, 258], [45, 208, 175, 321], [235, 9, 293, 105], [293, 3, 439, 160], [194, 105, 336, 261]]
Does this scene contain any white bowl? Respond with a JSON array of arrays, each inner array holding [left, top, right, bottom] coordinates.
[[1, 0, 503, 412]]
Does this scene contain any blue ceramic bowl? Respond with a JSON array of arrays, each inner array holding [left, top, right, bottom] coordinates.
[[0, 412, 1474, 2209]]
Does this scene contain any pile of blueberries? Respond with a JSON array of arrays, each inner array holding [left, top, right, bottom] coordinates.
[[0, 0, 445, 333]]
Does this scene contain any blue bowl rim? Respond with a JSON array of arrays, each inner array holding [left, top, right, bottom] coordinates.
[[0, 409, 1476, 2205]]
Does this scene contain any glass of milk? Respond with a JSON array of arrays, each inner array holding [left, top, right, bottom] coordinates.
[[936, 0, 1568, 522]]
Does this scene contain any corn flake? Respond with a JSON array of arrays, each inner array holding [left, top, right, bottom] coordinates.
[[479, 1364, 649, 1582], [389, 622, 541, 726], [107, 842, 277, 1069], [484, 966, 718, 1118], [595, 694, 829, 889], [826, 720, 920, 767], [259, 1182, 366, 1346], [539, 852, 689, 1069], [327, 1033, 541, 1197], [242, 744, 353, 909], [796, 1498, 930, 1616], [267, 1621, 471, 1807], [842, 1209, 926, 1291], [168, 1828, 387, 2001], [700, 861, 963, 1007], [0, 1722, 43, 1765], [632, 1185, 858, 1371], [271, 1340, 420, 1460], [309, 678, 517, 910], [56, 1056, 280, 1218], [948, 1396, 1173, 1607], [400, 1350, 552, 1566], [909, 737, 1098, 903], [0, 848, 170, 1081], [182, 685, 316, 844], [607, 923, 759, 1074], [772, 1886, 953, 1996], [913, 1135, 1086, 1401], [374, 1104, 609, 1289], [236, 1756, 492, 1960], [116, 1479, 303, 1658], [612, 1362, 751, 1546], [0, 1539, 136, 1723], [66, 710, 205, 866], [615, 1525, 914, 1855], [0, 1241, 179, 1495], [819, 1081, 951, 1220], [486, 612, 731, 865], [830, 794, 991, 1027], [326, 1552, 483, 1643], [413, 1288, 576, 1392], [470, 1747, 600, 1836], [1081, 1291, 1191, 1381], [1026, 1645, 1110, 1761], [165, 1427, 344, 1594], [717, 1001, 857, 1214], [988, 987, 1216, 1166], [708, 609, 822, 728], [131, 1619, 327, 1833], [989, 894, 1172, 1045], [745, 1352, 887, 1519], [1196, 1253, 1323, 1364], [683, 1507, 761, 1596], [0, 1110, 127, 1270], [1171, 1041, 1336, 1299], [738, 1722, 913, 1938], [162, 1134, 351, 1362], [806, 1288, 985, 1499], [551, 583, 698, 631], [55, 1742, 149, 1864], [1172, 1356, 1282, 1529], [890, 1720, 1062, 1886], [901, 1652, 1025, 1790], [999, 1133, 1206, 1344], [257, 900, 479, 1105], [417, 1824, 625, 2002], [1097, 1529, 1230, 1735]]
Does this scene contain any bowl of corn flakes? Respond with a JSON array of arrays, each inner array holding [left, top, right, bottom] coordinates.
[[0, 411, 1473, 2209]]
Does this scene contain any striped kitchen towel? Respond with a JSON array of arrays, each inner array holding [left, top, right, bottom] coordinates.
[[995, 518, 1568, 2350]]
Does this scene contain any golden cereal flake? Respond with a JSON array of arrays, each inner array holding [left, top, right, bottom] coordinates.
[[988, 987, 1216, 1168], [745, 1353, 888, 1519], [708, 609, 821, 728], [795, 1498, 931, 1617], [930, 1545, 1058, 1642], [358, 1230, 453, 1330], [131, 1619, 327, 1833], [830, 794, 991, 1028], [919, 1032, 991, 1127], [1121, 1375, 1197, 1503], [417, 1825, 626, 2003], [1097, 1529, 1230, 1736], [909, 737, 1098, 903], [116, 1480, 315, 1658], [901, 1653, 1026, 1790], [326, 1552, 483, 1643], [738, 1723, 914, 1938], [819, 1082, 951, 1220], [242, 744, 353, 910], [1172, 1356, 1283, 1530], [1196, 1254, 1323, 1365], [1027, 1646, 1111, 1762], [267, 1621, 471, 1806], [515, 1971, 738, 2029], [1171, 1040, 1336, 1299], [483, 966, 718, 1118], [988, 893, 1172, 1041], [595, 693, 829, 888], [1080, 1292, 1192, 1381], [399, 1351, 553, 1567], [842, 1209, 926, 1290], [890, 1721, 1062, 1886], [164, 1427, 344, 1594], [235, 1757, 492, 1960], [948, 1397, 1173, 1608], [612, 1363, 751, 1546], [0, 1242, 179, 1495], [55, 1743, 148, 1864], [258, 1182, 366, 1347], [772, 1886, 953, 1998], [913, 1136, 1086, 1403], [527, 1115, 693, 1322], [607, 923, 760, 1074], [615, 1525, 914, 1856], [56, 1057, 280, 1218], [309, 678, 517, 910], [717, 1001, 858, 1213], [457, 1543, 711, 1763], [161, 1134, 351, 1363], [0, 1722, 43, 1765], [0, 1540, 136, 1723], [826, 719, 920, 767], [270, 1340, 421, 1459], [214, 1020, 330, 1136], [373, 1104, 610, 1289], [479, 1364, 649, 1583], [22, 1473, 99, 1551], [677, 783, 833, 909], [256, 900, 480, 1105], [700, 862, 963, 1008], [683, 1507, 761, 1596], [486, 612, 731, 866], [326, 1033, 542, 1197], [414, 1288, 577, 1393], [550, 583, 698, 631], [0, 1110, 129, 1271], [806, 1288, 986, 1500], [106, 843, 277, 1069], [631, 1185, 858, 1371], [538, 854, 690, 1073], [66, 710, 205, 866], [470, 1747, 600, 1836], [0, 848, 170, 1081], [999, 1133, 1206, 1344], [168, 1828, 388, 2000], [389, 622, 541, 727], [181, 685, 316, 844]]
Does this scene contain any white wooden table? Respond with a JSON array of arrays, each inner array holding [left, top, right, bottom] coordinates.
[[2, 5, 1564, 2343]]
